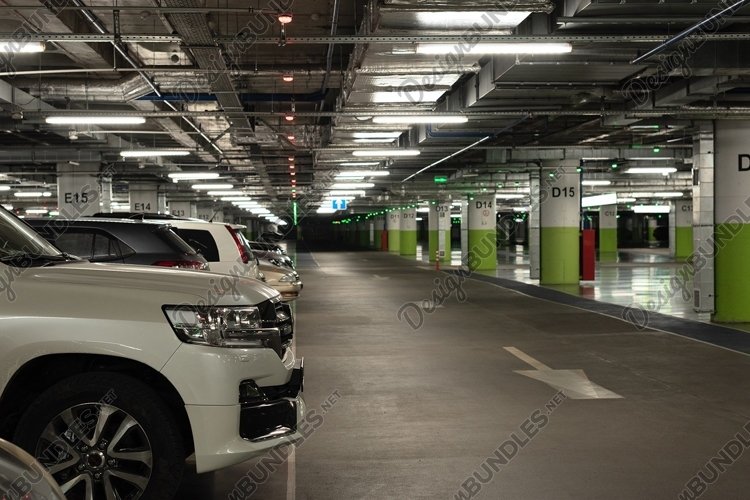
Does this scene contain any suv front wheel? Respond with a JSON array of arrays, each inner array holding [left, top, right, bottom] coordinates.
[[13, 372, 184, 500]]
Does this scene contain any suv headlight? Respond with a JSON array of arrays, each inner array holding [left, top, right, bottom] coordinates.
[[163, 305, 281, 351]]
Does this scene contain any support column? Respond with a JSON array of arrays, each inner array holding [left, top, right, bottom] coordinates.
[[57, 162, 101, 217], [599, 204, 618, 262], [711, 120, 750, 321], [169, 201, 196, 218], [129, 182, 159, 214], [100, 175, 112, 214], [540, 163, 581, 285], [460, 199, 468, 263], [428, 202, 451, 264], [693, 122, 715, 314], [670, 200, 693, 259], [358, 220, 369, 248], [529, 172, 541, 280], [387, 210, 401, 253], [467, 195, 497, 271], [400, 207, 417, 256]]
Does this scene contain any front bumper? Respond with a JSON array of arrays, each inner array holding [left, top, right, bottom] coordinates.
[[270, 281, 303, 301], [180, 358, 305, 473]]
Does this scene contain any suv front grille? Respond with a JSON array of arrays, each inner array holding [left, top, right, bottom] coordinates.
[[259, 299, 294, 356]]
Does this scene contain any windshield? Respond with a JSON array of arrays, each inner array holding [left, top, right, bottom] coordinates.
[[0, 209, 64, 262]]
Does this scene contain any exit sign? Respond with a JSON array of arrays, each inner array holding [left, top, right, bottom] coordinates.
[[434, 176, 448, 184]]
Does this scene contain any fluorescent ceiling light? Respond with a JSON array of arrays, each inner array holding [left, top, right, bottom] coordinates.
[[14, 191, 51, 198], [25, 208, 48, 214], [513, 207, 531, 213], [206, 190, 238, 196], [0, 41, 45, 53], [46, 116, 145, 125], [223, 197, 256, 202], [371, 90, 446, 104], [626, 168, 677, 175], [328, 190, 366, 197], [372, 115, 468, 125], [121, 150, 190, 157], [352, 132, 402, 139], [322, 196, 356, 201], [417, 207, 430, 213], [192, 183, 233, 190], [317, 208, 337, 214], [0, 185, 10, 191], [338, 162, 381, 167], [353, 138, 397, 143], [633, 205, 671, 214], [618, 197, 637, 203], [414, 11, 530, 27], [336, 171, 390, 178], [654, 192, 685, 198], [331, 183, 375, 189], [496, 194, 527, 200], [582, 193, 618, 208], [1, 204, 12, 210], [352, 149, 420, 157], [416, 42, 572, 55], [168, 172, 220, 181], [582, 180, 612, 186], [628, 157, 675, 161]]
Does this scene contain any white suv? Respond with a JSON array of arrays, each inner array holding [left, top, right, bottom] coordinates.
[[0, 208, 304, 499], [165, 219, 262, 281]]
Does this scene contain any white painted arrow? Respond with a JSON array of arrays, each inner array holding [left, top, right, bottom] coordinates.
[[504, 346, 623, 400]]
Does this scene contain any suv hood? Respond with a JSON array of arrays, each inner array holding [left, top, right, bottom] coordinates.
[[11, 262, 279, 305]]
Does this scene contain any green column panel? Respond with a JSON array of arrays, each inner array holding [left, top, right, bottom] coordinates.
[[400, 231, 417, 256], [714, 224, 750, 322], [388, 230, 400, 253], [359, 226, 369, 248], [428, 230, 451, 263], [674, 226, 694, 259], [467, 230, 497, 271], [541, 227, 580, 285], [375, 230, 383, 250], [599, 228, 618, 262]]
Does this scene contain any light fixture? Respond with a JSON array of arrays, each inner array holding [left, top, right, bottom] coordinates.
[[628, 157, 675, 161], [582, 193, 618, 208], [626, 167, 677, 175], [206, 190, 238, 196], [336, 171, 390, 178], [0, 185, 10, 191], [372, 115, 468, 125], [14, 191, 51, 198], [339, 162, 381, 167], [328, 190, 366, 197], [581, 180, 612, 186], [414, 11, 530, 27], [287, 135, 296, 141], [0, 41, 45, 53], [290, 172, 296, 176], [25, 208, 49, 215], [352, 149, 420, 157], [371, 90, 446, 104], [353, 138, 397, 143], [282, 74, 294, 83], [618, 197, 637, 203], [1, 204, 12, 210], [495, 194, 527, 200], [121, 149, 190, 157], [285, 115, 295, 122], [288, 157, 295, 161], [46, 116, 146, 125], [191, 183, 233, 190], [277, 12, 293, 24], [352, 132, 403, 139], [289, 165, 295, 170], [633, 205, 671, 214], [331, 183, 375, 189], [654, 192, 685, 198], [416, 42, 573, 55], [168, 172, 220, 181]]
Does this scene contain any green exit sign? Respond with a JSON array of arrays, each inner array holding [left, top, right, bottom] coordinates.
[[434, 176, 448, 184]]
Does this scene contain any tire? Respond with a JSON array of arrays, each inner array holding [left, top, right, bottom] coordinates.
[[13, 372, 184, 500]]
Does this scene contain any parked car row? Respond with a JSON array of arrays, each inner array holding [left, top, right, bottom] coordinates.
[[0, 207, 305, 499]]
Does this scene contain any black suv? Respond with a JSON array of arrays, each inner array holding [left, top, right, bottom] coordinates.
[[26, 218, 209, 269]]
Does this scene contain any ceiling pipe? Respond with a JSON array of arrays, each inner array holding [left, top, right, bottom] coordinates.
[[318, 0, 342, 119], [632, 0, 750, 63], [136, 92, 327, 102]]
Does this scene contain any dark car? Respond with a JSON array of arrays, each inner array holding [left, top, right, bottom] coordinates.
[[26, 218, 209, 270], [246, 239, 295, 269]]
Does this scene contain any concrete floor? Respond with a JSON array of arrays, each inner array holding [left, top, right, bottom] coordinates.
[[178, 249, 750, 499]]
